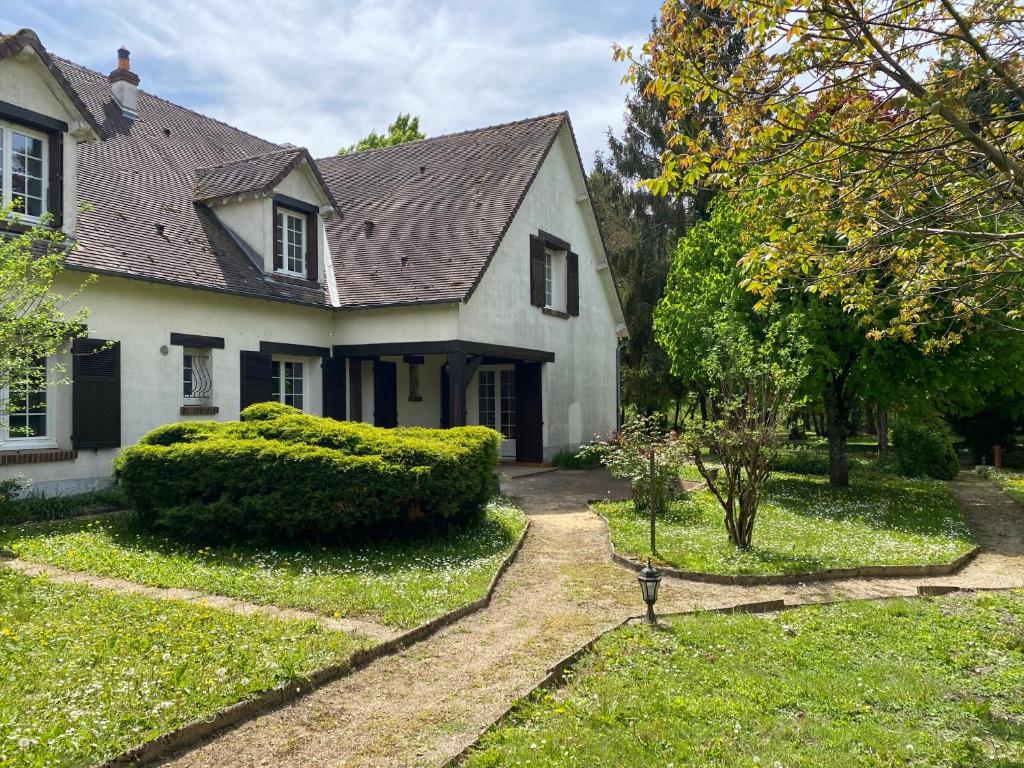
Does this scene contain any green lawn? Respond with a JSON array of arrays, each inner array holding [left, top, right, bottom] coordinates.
[[465, 591, 1024, 768], [597, 469, 974, 576], [0, 500, 526, 629], [993, 470, 1024, 506], [0, 569, 366, 768]]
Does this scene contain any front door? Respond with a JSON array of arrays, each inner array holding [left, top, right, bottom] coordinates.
[[515, 361, 543, 463], [477, 367, 517, 458]]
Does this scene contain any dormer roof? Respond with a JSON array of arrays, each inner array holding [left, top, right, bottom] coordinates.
[[195, 146, 341, 214], [0, 29, 103, 140]]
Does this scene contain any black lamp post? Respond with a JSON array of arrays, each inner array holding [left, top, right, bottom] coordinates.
[[637, 558, 662, 625]]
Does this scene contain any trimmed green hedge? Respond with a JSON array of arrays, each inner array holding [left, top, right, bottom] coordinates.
[[117, 406, 501, 542]]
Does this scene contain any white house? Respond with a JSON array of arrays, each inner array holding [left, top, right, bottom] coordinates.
[[0, 29, 627, 495]]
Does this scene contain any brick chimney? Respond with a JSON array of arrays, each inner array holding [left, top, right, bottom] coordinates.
[[108, 47, 140, 119]]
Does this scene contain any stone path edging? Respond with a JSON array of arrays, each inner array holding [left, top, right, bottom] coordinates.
[[3, 519, 531, 768], [592, 504, 983, 586]]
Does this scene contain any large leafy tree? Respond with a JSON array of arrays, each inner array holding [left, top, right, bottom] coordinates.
[[1, 206, 89, 420], [657, 195, 1024, 486], [340, 114, 425, 154], [626, 0, 1024, 347], [593, 14, 743, 417]]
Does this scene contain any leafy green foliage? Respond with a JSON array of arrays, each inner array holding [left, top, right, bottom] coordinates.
[[627, 0, 1024, 346], [0, 502, 526, 628], [892, 419, 960, 481], [0, 569, 365, 767], [550, 444, 603, 470], [116, 408, 500, 543], [993, 470, 1024, 505], [0, 203, 90, 413], [0, 486, 124, 525], [600, 415, 687, 521], [466, 592, 1024, 767], [340, 114, 425, 154]]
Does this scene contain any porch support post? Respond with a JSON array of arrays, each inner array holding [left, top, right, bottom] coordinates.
[[446, 348, 468, 426]]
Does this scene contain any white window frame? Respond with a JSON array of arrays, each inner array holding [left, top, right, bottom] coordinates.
[[182, 347, 214, 406], [0, 357, 56, 449], [276, 209, 307, 278], [543, 247, 567, 312], [0, 119, 49, 223], [271, 357, 306, 411]]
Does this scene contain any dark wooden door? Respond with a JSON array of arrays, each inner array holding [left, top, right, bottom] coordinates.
[[373, 360, 398, 428], [515, 361, 543, 462], [440, 364, 451, 428]]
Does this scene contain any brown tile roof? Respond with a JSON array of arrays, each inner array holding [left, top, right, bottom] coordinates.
[[6, 32, 569, 310], [316, 112, 566, 308], [46, 55, 330, 306]]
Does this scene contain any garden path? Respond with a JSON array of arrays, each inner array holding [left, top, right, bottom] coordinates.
[[156, 470, 1024, 768]]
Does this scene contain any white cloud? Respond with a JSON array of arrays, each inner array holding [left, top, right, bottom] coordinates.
[[2, 0, 652, 165]]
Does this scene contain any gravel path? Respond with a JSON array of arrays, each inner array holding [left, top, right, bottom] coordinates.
[[154, 470, 1024, 768]]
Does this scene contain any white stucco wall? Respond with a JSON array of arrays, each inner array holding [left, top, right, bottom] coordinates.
[[458, 125, 625, 458], [333, 304, 460, 344], [0, 275, 334, 494]]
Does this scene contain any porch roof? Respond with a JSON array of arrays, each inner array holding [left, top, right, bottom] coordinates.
[[332, 340, 554, 363]]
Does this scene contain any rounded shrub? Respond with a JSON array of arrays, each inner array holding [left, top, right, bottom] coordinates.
[[892, 418, 959, 480], [239, 401, 304, 421], [116, 413, 501, 543]]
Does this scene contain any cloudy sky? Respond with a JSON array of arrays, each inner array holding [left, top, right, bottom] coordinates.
[[2, 1, 657, 166]]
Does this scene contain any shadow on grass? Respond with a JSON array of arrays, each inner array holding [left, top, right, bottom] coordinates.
[[3, 505, 522, 580]]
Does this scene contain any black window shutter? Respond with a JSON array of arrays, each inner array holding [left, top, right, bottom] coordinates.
[[47, 131, 64, 228], [72, 338, 120, 449], [529, 235, 545, 307], [567, 251, 580, 316], [239, 350, 273, 410], [306, 212, 318, 282], [322, 355, 346, 420], [272, 203, 283, 271]]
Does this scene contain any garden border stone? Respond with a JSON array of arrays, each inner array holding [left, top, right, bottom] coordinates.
[[592, 504, 982, 586], [90, 517, 532, 768]]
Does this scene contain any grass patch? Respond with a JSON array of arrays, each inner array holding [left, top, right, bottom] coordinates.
[[993, 470, 1024, 506], [596, 469, 974, 575], [0, 486, 125, 526], [465, 591, 1024, 768], [0, 569, 366, 767], [0, 500, 526, 629]]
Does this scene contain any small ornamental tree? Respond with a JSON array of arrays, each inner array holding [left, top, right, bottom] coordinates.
[[681, 316, 805, 549], [601, 414, 688, 521], [0, 205, 90, 423]]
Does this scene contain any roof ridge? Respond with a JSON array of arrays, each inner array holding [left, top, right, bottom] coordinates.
[[316, 111, 568, 164], [50, 53, 287, 151], [194, 145, 305, 173]]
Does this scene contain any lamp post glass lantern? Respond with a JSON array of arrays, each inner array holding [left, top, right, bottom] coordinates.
[[637, 559, 662, 625]]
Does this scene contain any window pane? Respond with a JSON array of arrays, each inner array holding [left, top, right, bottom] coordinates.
[[6, 359, 47, 440], [10, 130, 45, 218], [500, 369, 516, 440], [478, 371, 496, 429], [271, 361, 281, 400]]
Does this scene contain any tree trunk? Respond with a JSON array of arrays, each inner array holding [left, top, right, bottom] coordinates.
[[672, 399, 681, 430], [877, 407, 889, 461], [864, 402, 877, 435], [698, 390, 709, 423], [824, 377, 852, 488]]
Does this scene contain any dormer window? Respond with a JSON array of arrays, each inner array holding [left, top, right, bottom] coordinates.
[[278, 209, 307, 276], [272, 198, 318, 282], [0, 120, 48, 220]]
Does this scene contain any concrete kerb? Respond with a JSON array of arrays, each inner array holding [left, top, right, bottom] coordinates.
[[591, 503, 983, 586], [84, 518, 532, 768]]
